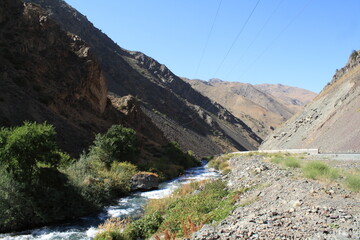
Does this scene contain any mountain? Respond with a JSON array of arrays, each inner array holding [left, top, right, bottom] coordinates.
[[184, 78, 316, 139], [254, 83, 317, 113], [24, 0, 262, 156], [260, 50, 360, 153], [0, 0, 169, 157]]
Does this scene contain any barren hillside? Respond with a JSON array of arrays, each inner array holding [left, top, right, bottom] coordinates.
[[185, 78, 316, 139], [260, 50, 360, 153]]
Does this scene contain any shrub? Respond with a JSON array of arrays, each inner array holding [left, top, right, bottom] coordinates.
[[208, 153, 239, 174], [142, 180, 237, 237], [345, 174, 360, 192], [303, 161, 339, 180], [125, 211, 163, 239], [0, 122, 63, 181], [283, 157, 301, 168], [65, 155, 138, 207], [89, 125, 139, 168]]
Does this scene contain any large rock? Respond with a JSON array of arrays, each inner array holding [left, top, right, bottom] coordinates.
[[130, 172, 159, 191]]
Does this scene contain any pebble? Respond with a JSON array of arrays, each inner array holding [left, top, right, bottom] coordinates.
[[191, 155, 360, 240]]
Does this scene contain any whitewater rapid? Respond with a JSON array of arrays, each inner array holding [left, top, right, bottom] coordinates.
[[0, 163, 219, 240]]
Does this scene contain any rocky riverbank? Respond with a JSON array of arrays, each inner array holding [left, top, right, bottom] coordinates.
[[192, 155, 360, 239]]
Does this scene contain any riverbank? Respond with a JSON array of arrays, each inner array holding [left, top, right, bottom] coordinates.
[[193, 154, 360, 239], [0, 164, 219, 240]]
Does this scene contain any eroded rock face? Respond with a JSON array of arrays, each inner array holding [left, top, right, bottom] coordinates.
[[0, 0, 115, 155], [130, 173, 159, 191]]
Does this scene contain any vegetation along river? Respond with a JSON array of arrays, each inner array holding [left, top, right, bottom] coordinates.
[[0, 163, 219, 240]]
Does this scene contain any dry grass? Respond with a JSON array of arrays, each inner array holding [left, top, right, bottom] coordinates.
[[98, 217, 130, 232]]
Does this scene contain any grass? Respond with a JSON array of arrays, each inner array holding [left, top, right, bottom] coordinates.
[[268, 154, 301, 168], [95, 179, 247, 239], [303, 161, 339, 180], [208, 153, 241, 173], [263, 152, 359, 192], [345, 174, 360, 192]]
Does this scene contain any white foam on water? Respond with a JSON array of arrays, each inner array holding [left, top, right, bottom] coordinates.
[[1, 164, 219, 240], [85, 228, 98, 238]]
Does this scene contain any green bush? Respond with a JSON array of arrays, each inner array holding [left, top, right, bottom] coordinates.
[[65, 155, 138, 207], [0, 122, 63, 181], [124, 211, 163, 239], [142, 142, 199, 180], [94, 231, 125, 240], [283, 157, 301, 168], [208, 153, 237, 174], [137, 180, 238, 237], [303, 161, 339, 180], [345, 174, 360, 192], [89, 125, 139, 168]]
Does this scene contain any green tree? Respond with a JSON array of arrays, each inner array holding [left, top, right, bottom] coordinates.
[[0, 122, 62, 181], [89, 125, 138, 168]]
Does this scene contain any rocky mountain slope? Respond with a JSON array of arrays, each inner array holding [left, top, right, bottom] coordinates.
[[254, 83, 317, 113], [260, 50, 360, 153], [184, 78, 316, 139], [192, 155, 360, 239], [0, 0, 167, 156], [24, 0, 262, 156]]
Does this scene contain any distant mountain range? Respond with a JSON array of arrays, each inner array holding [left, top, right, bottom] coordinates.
[[184, 78, 316, 139]]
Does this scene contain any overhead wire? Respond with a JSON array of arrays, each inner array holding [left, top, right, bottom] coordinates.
[[194, 0, 223, 78], [183, 0, 262, 126], [237, 0, 313, 82], [213, 0, 261, 77], [225, 0, 284, 80], [182, 0, 224, 126]]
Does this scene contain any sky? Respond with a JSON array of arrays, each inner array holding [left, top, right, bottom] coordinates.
[[65, 0, 360, 93]]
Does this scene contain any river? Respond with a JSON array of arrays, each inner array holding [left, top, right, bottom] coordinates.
[[0, 163, 219, 240]]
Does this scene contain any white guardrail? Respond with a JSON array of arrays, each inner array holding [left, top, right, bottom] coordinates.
[[233, 149, 319, 155]]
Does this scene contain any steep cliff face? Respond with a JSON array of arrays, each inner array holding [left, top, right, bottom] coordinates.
[[184, 79, 315, 139], [24, 0, 262, 156], [260, 50, 360, 153], [0, 0, 167, 156]]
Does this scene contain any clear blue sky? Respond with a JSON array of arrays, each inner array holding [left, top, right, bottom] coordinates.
[[65, 0, 359, 93]]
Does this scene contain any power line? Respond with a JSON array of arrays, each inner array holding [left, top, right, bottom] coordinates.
[[225, 0, 284, 80], [183, 0, 262, 127], [213, 0, 261, 77], [238, 0, 313, 81], [194, 0, 223, 78]]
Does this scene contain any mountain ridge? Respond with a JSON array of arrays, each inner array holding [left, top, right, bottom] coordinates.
[[184, 78, 316, 139], [24, 0, 262, 156]]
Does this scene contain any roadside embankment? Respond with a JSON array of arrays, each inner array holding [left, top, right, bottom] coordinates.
[[193, 153, 360, 239]]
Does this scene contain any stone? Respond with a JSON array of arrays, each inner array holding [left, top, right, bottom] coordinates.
[[130, 172, 159, 191]]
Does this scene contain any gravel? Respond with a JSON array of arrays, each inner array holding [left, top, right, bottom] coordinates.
[[192, 155, 360, 240]]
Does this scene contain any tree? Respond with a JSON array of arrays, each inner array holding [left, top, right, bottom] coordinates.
[[89, 125, 138, 168], [0, 121, 61, 181]]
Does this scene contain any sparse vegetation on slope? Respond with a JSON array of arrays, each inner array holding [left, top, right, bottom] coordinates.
[[264, 153, 359, 192]]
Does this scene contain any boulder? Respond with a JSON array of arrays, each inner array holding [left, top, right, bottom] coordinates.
[[130, 172, 159, 191]]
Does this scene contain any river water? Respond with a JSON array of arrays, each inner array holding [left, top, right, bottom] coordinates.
[[0, 163, 219, 240]]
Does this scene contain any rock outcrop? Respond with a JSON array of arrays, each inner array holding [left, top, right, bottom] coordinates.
[[130, 172, 159, 191], [24, 0, 262, 157], [0, 0, 168, 157], [260, 50, 360, 153]]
